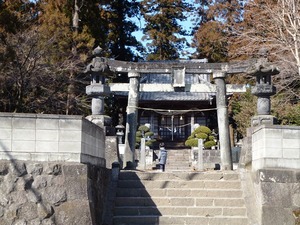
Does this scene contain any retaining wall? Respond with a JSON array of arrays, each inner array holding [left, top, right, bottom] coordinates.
[[0, 113, 112, 225], [0, 160, 109, 225], [240, 124, 300, 225]]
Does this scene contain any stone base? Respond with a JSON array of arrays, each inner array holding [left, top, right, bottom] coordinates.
[[251, 115, 277, 127], [86, 115, 111, 127]]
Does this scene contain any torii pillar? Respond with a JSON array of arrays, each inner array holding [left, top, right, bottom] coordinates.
[[124, 71, 140, 169], [213, 71, 233, 170]]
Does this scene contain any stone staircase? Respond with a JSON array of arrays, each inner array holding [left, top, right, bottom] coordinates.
[[112, 171, 249, 225], [165, 149, 192, 171]]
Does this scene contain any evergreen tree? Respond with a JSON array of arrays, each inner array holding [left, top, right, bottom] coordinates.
[[99, 0, 142, 61], [192, 0, 243, 62], [140, 0, 191, 60]]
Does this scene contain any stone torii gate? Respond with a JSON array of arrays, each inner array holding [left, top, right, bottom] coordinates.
[[84, 52, 275, 170]]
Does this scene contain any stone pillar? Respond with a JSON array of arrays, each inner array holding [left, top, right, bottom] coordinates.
[[247, 58, 279, 126], [91, 97, 104, 115], [124, 71, 140, 169], [213, 71, 233, 170]]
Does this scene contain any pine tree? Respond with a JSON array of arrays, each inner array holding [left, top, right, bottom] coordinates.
[[140, 0, 191, 60]]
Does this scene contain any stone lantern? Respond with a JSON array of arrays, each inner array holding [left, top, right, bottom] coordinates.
[[246, 58, 280, 126], [85, 46, 111, 127]]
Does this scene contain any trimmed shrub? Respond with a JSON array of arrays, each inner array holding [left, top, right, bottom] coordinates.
[[208, 135, 215, 141], [144, 131, 154, 137], [136, 131, 142, 137], [185, 138, 198, 147], [135, 125, 156, 147], [195, 133, 208, 140], [192, 126, 212, 135], [204, 140, 217, 149], [185, 125, 216, 148], [138, 125, 150, 132]]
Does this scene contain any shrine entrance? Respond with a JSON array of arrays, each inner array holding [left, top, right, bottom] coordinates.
[[84, 50, 263, 169], [159, 115, 186, 141]]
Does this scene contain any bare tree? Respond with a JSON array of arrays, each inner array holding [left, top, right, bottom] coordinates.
[[229, 0, 300, 101]]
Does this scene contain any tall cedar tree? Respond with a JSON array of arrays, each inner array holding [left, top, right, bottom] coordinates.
[[99, 0, 142, 61], [140, 0, 191, 60], [193, 0, 243, 62], [97, 0, 143, 126]]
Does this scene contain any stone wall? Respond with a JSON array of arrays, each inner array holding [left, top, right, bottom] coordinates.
[[0, 160, 110, 225], [105, 136, 120, 169], [191, 148, 221, 169], [0, 113, 106, 167], [253, 169, 300, 225], [239, 124, 300, 225]]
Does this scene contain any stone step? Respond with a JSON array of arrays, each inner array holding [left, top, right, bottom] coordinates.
[[115, 197, 245, 207], [113, 171, 248, 225], [113, 215, 249, 225], [117, 179, 242, 189], [166, 161, 190, 165], [116, 188, 243, 198], [165, 166, 192, 171], [114, 206, 247, 217], [164, 159, 190, 165], [167, 153, 189, 162], [118, 171, 240, 181]]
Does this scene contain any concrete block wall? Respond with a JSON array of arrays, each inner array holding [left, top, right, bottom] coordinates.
[[0, 113, 105, 166], [252, 125, 300, 171]]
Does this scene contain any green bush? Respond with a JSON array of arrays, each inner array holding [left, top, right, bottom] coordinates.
[[192, 126, 212, 135], [144, 131, 154, 137], [204, 140, 217, 149], [208, 135, 215, 141], [195, 133, 208, 140], [135, 125, 156, 147], [185, 138, 198, 147], [136, 131, 142, 137], [185, 125, 216, 148], [136, 136, 141, 143], [146, 139, 156, 146], [138, 125, 150, 132]]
